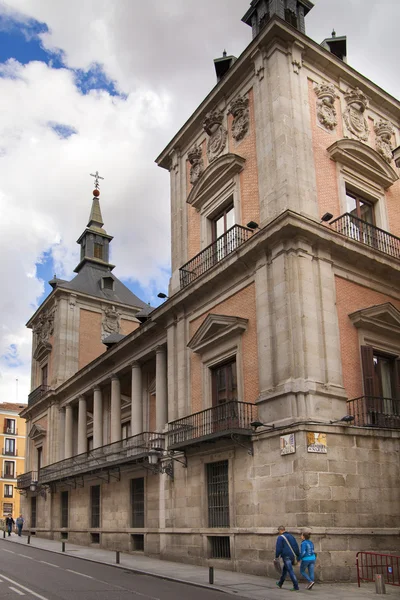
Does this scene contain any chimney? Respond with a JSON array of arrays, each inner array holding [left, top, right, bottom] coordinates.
[[321, 30, 347, 62], [242, 0, 314, 39], [214, 50, 237, 82]]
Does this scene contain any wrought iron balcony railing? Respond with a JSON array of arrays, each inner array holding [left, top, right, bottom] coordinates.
[[17, 471, 36, 489], [2, 472, 16, 479], [28, 384, 49, 407], [17, 431, 165, 489], [2, 449, 17, 456], [179, 224, 254, 289], [168, 401, 257, 449], [3, 427, 17, 435], [347, 396, 400, 429], [330, 213, 400, 260]]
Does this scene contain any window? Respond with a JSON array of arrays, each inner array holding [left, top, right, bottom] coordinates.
[[4, 419, 16, 435], [3, 502, 13, 516], [208, 536, 231, 559], [212, 360, 237, 406], [131, 478, 144, 528], [346, 191, 375, 225], [91, 485, 101, 528], [207, 460, 229, 528], [3, 461, 15, 478], [4, 439, 15, 456], [360, 345, 400, 426], [31, 497, 37, 528], [41, 364, 48, 387], [61, 491, 68, 528], [285, 9, 298, 28], [259, 12, 270, 30], [37, 447, 42, 472], [121, 422, 130, 439], [101, 276, 114, 291], [4, 485, 13, 498], [94, 243, 103, 260], [131, 534, 144, 551], [213, 204, 235, 242]]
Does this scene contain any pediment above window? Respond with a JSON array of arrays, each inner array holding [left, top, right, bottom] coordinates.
[[28, 423, 47, 440], [327, 139, 398, 189], [33, 340, 52, 362], [188, 313, 248, 354], [187, 153, 246, 210], [349, 302, 400, 336]]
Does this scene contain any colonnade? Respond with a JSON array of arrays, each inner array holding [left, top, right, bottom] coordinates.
[[63, 346, 168, 459]]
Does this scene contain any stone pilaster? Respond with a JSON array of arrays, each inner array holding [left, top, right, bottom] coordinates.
[[131, 363, 143, 436], [110, 375, 121, 443], [77, 396, 87, 454], [156, 346, 168, 431], [64, 404, 73, 459], [93, 387, 103, 449]]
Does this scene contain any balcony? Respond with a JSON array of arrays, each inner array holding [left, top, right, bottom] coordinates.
[[2, 472, 16, 479], [168, 401, 257, 450], [17, 431, 165, 489], [330, 213, 400, 260], [28, 384, 49, 407], [2, 449, 17, 456], [347, 396, 400, 428], [3, 427, 17, 435], [179, 224, 254, 289]]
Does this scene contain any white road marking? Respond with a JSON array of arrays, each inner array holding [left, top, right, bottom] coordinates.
[[2, 549, 15, 554], [66, 569, 94, 579], [9, 586, 25, 595], [0, 575, 50, 600], [39, 561, 60, 568]]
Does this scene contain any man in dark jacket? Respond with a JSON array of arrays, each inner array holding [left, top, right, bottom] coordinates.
[[5, 514, 15, 537], [275, 525, 300, 591]]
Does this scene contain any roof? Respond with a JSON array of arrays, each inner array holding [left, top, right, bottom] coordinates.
[[102, 333, 126, 348], [58, 263, 148, 308], [134, 304, 155, 322], [0, 402, 27, 412]]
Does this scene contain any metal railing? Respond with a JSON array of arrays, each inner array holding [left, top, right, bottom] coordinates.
[[179, 225, 254, 289], [17, 431, 165, 488], [28, 384, 49, 407], [356, 552, 400, 587], [17, 471, 36, 489], [2, 449, 17, 456], [168, 401, 257, 448], [3, 427, 17, 435], [2, 472, 16, 479], [347, 396, 400, 429], [330, 213, 400, 260]]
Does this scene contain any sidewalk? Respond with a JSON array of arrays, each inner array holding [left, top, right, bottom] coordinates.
[[2, 533, 398, 599]]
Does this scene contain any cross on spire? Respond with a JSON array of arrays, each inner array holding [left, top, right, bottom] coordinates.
[[90, 170, 104, 190]]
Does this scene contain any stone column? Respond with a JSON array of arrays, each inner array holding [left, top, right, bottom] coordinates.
[[111, 375, 121, 443], [131, 363, 142, 436], [58, 409, 65, 461], [77, 395, 87, 454], [156, 346, 168, 431], [93, 387, 103, 449], [65, 404, 73, 459]]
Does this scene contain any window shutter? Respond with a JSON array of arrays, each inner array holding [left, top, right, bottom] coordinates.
[[360, 345, 375, 397], [395, 358, 400, 401]]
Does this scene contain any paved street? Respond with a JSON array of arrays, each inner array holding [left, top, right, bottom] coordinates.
[[0, 535, 399, 599]]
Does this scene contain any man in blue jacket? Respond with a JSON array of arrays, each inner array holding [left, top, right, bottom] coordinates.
[[275, 525, 300, 591]]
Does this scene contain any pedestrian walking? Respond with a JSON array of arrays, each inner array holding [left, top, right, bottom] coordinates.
[[299, 531, 316, 590], [275, 525, 300, 591], [5, 514, 15, 536], [16, 515, 24, 537]]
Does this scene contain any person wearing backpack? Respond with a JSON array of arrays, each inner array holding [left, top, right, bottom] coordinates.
[[299, 531, 317, 590], [275, 525, 300, 591]]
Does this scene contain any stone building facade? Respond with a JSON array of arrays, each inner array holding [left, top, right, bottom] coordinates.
[[18, 1, 400, 582]]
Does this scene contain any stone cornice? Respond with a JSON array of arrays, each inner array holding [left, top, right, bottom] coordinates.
[[187, 153, 246, 209]]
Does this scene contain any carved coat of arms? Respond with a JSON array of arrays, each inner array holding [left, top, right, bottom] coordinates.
[[314, 83, 337, 131], [343, 87, 369, 142], [203, 108, 227, 162]]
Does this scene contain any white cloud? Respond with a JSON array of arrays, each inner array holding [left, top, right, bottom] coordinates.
[[0, 0, 398, 405]]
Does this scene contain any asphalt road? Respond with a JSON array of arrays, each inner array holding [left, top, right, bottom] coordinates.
[[0, 539, 243, 600]]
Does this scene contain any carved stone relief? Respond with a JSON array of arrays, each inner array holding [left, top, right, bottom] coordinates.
[[203, 108, 227, 162], [343, 87, 369, 142], [187, 144, 204, 185], [374, 119, 394, 163], [314, 82, 337, 131], [102, 305, 121, 340], [228, 95, 250, 142], [34, 308, 55, 343]]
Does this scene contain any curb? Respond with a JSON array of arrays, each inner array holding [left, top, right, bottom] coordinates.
[[2, 537, 230, 595]]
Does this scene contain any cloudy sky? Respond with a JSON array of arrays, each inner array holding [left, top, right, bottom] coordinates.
[[0, 0, 398, 404]]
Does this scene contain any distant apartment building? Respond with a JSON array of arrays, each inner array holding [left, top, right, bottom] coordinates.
[[17, 0, 400, 582], [0, 403, 27, 519]]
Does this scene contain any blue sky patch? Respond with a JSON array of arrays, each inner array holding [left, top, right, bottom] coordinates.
[[74, 63, 121, 97], [1, 343, 23, 368], [49, 122, 77, 139]]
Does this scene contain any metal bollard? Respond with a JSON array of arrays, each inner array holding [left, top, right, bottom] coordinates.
[[27, 535, 31, 545], [3, 530, 5, 538], [375, 574, 386, 594], [209, 566, 214, 585], [61, 541, 66, 553], [116, 551, 120, 564]]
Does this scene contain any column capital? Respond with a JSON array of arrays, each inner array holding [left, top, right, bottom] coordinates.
[[131, 361, 141, 369], [111, 373, 120, 381], [93, 386, 101, 393], [155, 344, 167, 355]]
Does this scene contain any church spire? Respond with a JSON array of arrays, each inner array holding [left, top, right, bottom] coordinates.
[[74, 172, 114, 273]]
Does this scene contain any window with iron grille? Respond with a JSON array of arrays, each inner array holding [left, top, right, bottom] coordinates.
[[31, 497, 37, 528], [207, 460, 229, 528], [60, 491, 68, 528], [131, 478, 144, 528], [131, 534, 144, 551], [3, 502, 13, 515], [208, 536, 231, 559], [91, 485, 101, 528]]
